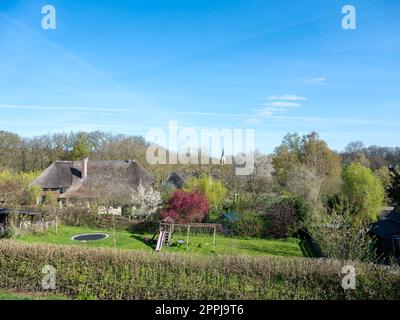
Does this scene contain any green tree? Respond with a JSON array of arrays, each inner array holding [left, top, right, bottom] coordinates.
[[273, 132, 342, 197], [342, 163, 384, 224], [272, 133, 302, 184], [71, 133, 93, 160], [300, 132, 342, 178], [184, 175, 227, 211]]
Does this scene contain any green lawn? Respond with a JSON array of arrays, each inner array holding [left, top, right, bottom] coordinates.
[[0, 289, 66, 300], [15, 225, 313, 257]]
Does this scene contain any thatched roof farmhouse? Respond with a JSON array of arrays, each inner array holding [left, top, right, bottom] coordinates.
[[31, 158, 155, 202]]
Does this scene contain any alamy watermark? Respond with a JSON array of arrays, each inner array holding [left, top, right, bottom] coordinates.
[[342, 5, 357, 30], [145, 121, 255, 176], [42, 265, 56, 290], [41, 5, 56, 30], [341, 265, 356, 290]]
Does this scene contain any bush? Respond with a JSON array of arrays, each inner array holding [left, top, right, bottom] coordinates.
[[231, 212, 265, 237], [264, 198, 304, 239], [305, 208, 378, 263], [184, 176, 227, 211], [161, 190, 209, 224], [0, 170, 40, 205], [2, 224, 17, 239], [43, 191, 58, 207], [232, 193, 254, 213], [25, 185, 41, 205], [59, 207, 134, 231], [1, 240, 400, 300]]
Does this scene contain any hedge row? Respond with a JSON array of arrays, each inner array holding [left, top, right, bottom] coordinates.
[[0, 240, 399, 300]]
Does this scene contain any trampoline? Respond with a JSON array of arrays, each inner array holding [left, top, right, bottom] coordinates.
[[71, 233, 109, 242]]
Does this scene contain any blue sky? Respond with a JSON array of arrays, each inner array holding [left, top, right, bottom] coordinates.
[[0, 0, 399, 153]]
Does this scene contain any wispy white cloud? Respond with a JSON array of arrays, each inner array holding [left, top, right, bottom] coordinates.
[[263, 101, 301, 108], [247, 106, 295, 124], [247, 94, 306, 123], [0, 104, 144, 112], [252, 105, 297, 119], [268, 94, 307, 101], [297, 77, 327, 84]]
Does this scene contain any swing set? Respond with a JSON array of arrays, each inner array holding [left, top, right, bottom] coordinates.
[[154, 217, 217, 252]]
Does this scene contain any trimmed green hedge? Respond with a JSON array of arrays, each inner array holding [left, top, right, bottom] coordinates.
[[0, 240, 399, 300]]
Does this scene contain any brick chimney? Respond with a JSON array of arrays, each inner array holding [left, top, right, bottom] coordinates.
[[82, 157, 88, 179]]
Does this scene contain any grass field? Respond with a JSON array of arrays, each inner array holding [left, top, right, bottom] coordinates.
[[16, 225, 313, 257]]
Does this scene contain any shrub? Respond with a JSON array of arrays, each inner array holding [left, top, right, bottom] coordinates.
[[232, 193, 254, 213], [43, 191, 58, 207], [25, 185, 41, 205], [0, 170, 40, 205], [1, 211, 18, 239], [231, 211, 265, 237], [184, 176, 227, 211], [159, 182, 176, 202], [59, 207, 135, 231], [161, 190, 209, 224], [221, 196, 235, 212], [1, 240, 400, 300], [2, 224, 17, 239], [305, 208, 378, 263], [264, 198, 303, 238], [0, 171, 25, 204]]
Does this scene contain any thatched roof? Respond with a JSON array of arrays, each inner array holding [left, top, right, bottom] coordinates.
[[32, 161, 73, 189], [31, 160, 155, 200]]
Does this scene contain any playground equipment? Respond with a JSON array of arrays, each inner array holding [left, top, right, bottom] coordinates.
[[155, 231, 165, 251], [155, 217, 175, 252], [71, 233, 109, 242], [155, 217, 217, 252]]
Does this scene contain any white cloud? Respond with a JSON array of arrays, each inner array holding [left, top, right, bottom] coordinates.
[[248, 93, 306, 123], [263, 101, 301, 108], [248, 105, 295, 123], [268, 94, 307, 101], [298, 77, 326, 84], [254, 106, 293, 117]]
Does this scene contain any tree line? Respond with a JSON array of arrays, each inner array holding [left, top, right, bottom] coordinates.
[[1, 129, 400, 203]]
